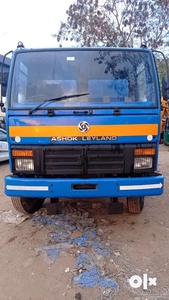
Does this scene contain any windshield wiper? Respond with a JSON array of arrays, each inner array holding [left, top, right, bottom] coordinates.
[[28, 93, 89, 115]]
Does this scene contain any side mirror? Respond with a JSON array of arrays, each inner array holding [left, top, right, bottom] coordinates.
[[0, 72, 9, 97], [0, 85, 4, 112], [2, 106, 6, 113], [0, 50, 12, 109], [162, 76, 169, 100], [1, 85, 7, 98]]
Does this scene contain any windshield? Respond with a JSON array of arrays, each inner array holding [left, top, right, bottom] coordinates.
[[10, 49, 157, 109]]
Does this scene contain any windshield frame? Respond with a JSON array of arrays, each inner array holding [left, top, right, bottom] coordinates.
[[8, 47, 159, 110]]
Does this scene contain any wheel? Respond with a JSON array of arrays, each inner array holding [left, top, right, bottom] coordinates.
[[11, 197, 45, 215], [127, 197, 144, 214]]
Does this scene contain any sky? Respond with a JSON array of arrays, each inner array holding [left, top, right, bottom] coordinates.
[[0, 0, 168, 56], [0, 0, 74, 55]]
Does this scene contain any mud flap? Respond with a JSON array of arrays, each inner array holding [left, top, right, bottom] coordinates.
[[108, 202, 124, 214], [46, 203, 62, 215]]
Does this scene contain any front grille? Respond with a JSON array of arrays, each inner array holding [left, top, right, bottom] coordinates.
[[44, 148, 83, 175], [44, 145, 124, 176]]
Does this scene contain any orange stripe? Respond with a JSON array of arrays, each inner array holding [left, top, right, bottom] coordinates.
[[9, 124, 158, 137]]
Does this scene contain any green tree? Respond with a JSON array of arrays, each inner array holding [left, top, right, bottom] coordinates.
[[53, 0, 169, 49]]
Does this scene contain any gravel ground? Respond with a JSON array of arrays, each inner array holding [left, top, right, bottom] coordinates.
[[0, 144, 168, 300]]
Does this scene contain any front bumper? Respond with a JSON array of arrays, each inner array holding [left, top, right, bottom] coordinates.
[[5, 175, 164, 198]]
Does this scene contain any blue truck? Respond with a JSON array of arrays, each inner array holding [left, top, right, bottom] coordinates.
[[0, 42, 168, 215]]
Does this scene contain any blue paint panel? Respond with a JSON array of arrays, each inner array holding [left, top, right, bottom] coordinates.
[[8, 114, 160, 145], [14, 47, 154, 53], [8, 114, 159, 126], [13, 47, 156, 56], [9, 136, 158, 145], [5, 175, 164, 198], [8, 108, 160, 116]]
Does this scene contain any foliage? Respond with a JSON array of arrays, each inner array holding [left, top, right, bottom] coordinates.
[[53, 0, 169, 49]]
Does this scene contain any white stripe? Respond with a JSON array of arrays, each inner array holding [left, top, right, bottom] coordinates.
[[6, 185, 49, 191], [119, 183, 163, 191]]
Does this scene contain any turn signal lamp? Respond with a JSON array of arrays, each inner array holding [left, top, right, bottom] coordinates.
[[12, 150, 34, 157], [134, 148, 155, 156]]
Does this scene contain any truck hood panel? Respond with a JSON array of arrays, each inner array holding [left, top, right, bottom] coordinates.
[[8, 115, 159, 145]]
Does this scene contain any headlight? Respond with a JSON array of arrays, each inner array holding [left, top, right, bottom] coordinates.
[[15, 158, 34, 171], [134, 157, 153, 170]]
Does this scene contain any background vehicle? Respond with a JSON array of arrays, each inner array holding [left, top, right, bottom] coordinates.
[[160, 97, 169, 142], [0, 43, 168, 215], [0, 116, 6, 130], [0, 128, 8, 162], [163, 117, 169, 145]]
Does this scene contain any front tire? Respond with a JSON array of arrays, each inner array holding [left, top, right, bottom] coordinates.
[[11, 197, 45, 215], [127, 197, 144, 214]]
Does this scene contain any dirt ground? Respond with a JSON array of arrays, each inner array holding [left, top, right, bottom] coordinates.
[[0, 145, 169, 300]]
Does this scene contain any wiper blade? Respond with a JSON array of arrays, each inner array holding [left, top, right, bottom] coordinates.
[[28, 93, 89, 115]]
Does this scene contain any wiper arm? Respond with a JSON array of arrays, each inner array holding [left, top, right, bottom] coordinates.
[[28, 93, 89, 115]]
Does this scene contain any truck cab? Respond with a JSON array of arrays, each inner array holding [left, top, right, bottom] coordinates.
[[0, 44, 166, 214]]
